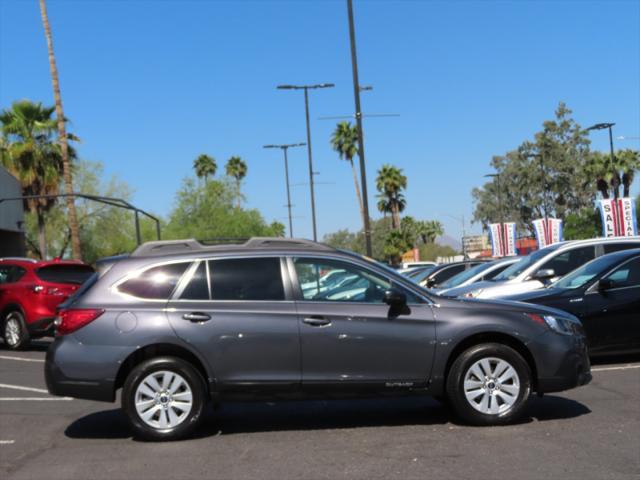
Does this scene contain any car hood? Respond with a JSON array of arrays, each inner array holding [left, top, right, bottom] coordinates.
[[501, 287, 571, 303], [438, 294, 578, 320]]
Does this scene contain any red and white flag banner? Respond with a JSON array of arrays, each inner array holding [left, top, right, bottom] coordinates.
[[598, 198, 638, 237], [489, 222, 517, 257], [532, 218, 563, 248]]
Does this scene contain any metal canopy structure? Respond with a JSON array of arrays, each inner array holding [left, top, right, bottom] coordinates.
[[0, 193, 161, 246]]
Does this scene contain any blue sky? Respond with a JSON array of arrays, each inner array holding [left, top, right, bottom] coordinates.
[[1, 0, 639, 242]]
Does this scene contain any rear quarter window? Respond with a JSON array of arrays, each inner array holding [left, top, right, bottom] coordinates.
[[36, 264, 95, 284], [118, 262, 190, 300]]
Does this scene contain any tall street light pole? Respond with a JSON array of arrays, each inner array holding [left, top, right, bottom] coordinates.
[[586, 122, 617, 198], [346, 0, 373, 257], [263, 143, 306, 238], [277, 83, 334, 241], [484, 173, 504, 225]]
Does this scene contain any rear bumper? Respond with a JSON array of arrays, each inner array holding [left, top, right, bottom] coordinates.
[[531, 331, 592, 393], [27, 317, 55, 337], [45, 336, 117, 402]]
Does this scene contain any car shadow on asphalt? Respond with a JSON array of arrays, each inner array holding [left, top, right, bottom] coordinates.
[[64, 395, 590, 441]]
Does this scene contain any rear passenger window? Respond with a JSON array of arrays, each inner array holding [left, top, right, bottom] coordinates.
[[180, 262, 209, 300], [209, 258, 285, 301], [119, 262, 189, 299], [0, 265, 25, 284]]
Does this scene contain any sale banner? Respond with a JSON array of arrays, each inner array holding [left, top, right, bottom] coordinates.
[[532, 218, 563, 248], [598, 198, 638, 237], [489, 222, 517, 257]]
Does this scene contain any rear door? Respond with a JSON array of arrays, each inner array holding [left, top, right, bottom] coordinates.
[[165, 256, 301, 389], [290, 256, 436, 390], [582, 256, 640, 353]]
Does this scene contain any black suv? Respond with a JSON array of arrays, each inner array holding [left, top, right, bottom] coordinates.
[[46, 238, 591, 440]]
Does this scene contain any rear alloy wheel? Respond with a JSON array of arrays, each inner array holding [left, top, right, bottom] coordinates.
[[2, 311, 30, 350], [446, 343, 531, 425], [123, 357, 206, 441]]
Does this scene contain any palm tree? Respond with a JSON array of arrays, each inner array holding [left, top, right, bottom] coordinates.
[[331, 122, 365, 226], [375, 164, 407, 229], [419, 220, 444, 243], [225, 156, 248, 208], [39, 0, 81, 260], [1, 100, 68, 258], [616, 149, 640, 198], [193, 154, 216, 184]]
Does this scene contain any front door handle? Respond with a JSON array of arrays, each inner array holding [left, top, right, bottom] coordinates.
[[303, 316, 331, 327], [182, 312, 211, 322]]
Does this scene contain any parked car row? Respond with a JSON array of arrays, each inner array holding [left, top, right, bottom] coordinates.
[[400, 237, 640, 357]]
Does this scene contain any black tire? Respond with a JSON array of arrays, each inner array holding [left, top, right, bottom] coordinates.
[[2, 311, 31, 350], [122, 356, 207, 441], [446, 343, 531, 426]]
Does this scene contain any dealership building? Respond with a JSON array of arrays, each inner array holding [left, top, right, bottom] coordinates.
[[0, 166, 25, 256]]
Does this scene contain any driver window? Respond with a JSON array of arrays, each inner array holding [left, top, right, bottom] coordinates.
[[603, 257, 640, 288], [294, 258, 391, 303]]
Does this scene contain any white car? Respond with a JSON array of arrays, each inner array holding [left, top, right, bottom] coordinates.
[[444, 237, 640, 299], [435, 257, 520, 295]]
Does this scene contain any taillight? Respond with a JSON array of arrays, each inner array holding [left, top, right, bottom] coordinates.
[[32, 285, 65, 296], [55, 309, 104, 335]]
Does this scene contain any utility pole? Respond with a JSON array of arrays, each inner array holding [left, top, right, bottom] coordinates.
[[586, 122, 617, 198], [346, 0, 373, 257], [277, 84, 334, 241], [263, 143, 306, 238]]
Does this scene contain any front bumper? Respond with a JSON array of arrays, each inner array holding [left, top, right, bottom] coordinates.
[[530, 331, 592, 393]]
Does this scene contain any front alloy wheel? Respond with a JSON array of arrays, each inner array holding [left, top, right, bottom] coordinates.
[[446, 343, 531, 425]]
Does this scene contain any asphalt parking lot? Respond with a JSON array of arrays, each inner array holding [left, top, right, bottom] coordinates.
[[0, 340, 638, 480]]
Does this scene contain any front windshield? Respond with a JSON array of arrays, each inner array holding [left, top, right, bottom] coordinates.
[[439, 262, 494, 289], [553, 254, 622, 289], [408, 265, 436, 279], [492, 244, 562, 281]]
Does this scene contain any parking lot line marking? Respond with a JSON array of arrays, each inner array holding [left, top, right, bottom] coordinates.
[[0, 355, 45, 363], [0, 397, 72, 401], [0, 383, 49, 394], [591, 364, 640, 372], [0, 440, 16, 445]]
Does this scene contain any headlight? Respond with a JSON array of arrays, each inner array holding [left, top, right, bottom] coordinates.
[[526, 313, 580, 335], [464, 289, 484, 298]]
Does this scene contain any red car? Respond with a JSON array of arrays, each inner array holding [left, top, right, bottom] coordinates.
[[0, 257, 95, 350]]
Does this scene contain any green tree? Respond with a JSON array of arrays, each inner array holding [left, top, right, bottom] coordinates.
[[0, 100, 74, 258], [39, 0, 82, 260], [165, 177, 283, 241], [616, 149, 639, 198], [225, 156, 248, 208], [375, 164, 407, 229], [193, 154, 216, 184], [563, 207, 601, 240], [330, 121, 365, 227], [472, 102, 594, 233]]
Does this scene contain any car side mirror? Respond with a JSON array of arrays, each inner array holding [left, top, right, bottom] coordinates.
[[598, 278, 615, 291], [383, 288, 407, 308], [532, 268, 555, 281]]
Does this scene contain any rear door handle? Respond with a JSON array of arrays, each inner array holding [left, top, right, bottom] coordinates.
[[303, 316, 331, 327], [182, 312, 211, 322]]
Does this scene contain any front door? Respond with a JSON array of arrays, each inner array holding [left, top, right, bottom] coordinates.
[[166, 257, 300, 389], [290, 257, 436, 390], [582, 256, 640, 353]]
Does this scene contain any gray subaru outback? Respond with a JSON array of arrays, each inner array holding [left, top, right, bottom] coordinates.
[[46, 238, 591, 440]]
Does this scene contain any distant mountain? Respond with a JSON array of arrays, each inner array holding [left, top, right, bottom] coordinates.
[[436, 234, 461, 251]]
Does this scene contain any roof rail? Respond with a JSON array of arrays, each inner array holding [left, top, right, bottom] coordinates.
[[130, 237, 333, 257], [0, 257, 38, 263]]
